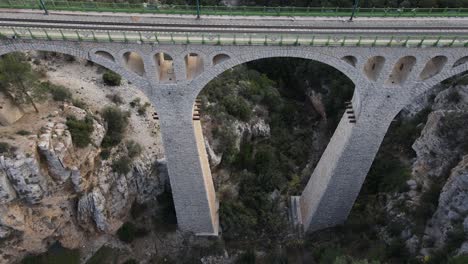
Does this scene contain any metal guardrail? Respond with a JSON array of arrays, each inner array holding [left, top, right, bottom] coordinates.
[[1, 27, 467, 48], [0, 1, 468, 17]]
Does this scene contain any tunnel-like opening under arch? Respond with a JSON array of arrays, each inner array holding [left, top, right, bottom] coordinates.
[[123, 51, 145, 76], [363, 56, 385, 81], [193, 56, 356, 237], [155, 52, 175, 82], [386, 56, 416, 86], [185, 53, 204, 80]]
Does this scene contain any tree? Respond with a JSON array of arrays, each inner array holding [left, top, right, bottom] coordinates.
[[0, 53, 39, 112]]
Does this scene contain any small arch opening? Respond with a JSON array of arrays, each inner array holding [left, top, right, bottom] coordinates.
[[95, 51, 115, 62], [213, 54, 230, 65], [185, 53, 204, 80], [155, 52, 175, 82], [342, 55, 357, 67], [363, 56, 385, 81], [385, 56, 416, 86], [419, 56, 447, 80], [123, 52, 145, 76], [453, 56, 468, 68]]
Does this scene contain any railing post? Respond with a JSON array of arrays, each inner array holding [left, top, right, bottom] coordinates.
[[44, 30, 51, 40], [371, 36, 377, 47], [325, 36, 331, 46], [309, 36, 315, 46], [216, 34, 220, 45], [403, 36, 410, 46], [264, 35, 268, 46], [27, 28, 36, 39], [433, 36, 441, 47], [387, 36, 394, 47], [356, 36, 362, 46], [233, 34, 236, 45], [59, 29, 66, 40], [107, 31, 113, 42], [123, 32, 128, 42], [341, 36, 346, 46], [417, 36, 426, 47], [248, 34, 252, 45], [92, 31, 97, 42], [154, 33, 159, 44], [294, 35, 299, 46], [279, 35, 283, 46], [202, 34, 205, 44], [449, 36, 457, 47], [138, 32, 143, 43], [75, 31, 82, 41]]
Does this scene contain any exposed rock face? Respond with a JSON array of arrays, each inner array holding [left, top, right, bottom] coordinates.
[[425, 155, 468, 249], [0, 154, 47, 204], [37, 122, 74, 183], [0, 169, 16, 203], [78, 188, 109, 232], [412, 110, 468, 189]]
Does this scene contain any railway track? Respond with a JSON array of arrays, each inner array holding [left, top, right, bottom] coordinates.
[[1, 17, 468, 35]]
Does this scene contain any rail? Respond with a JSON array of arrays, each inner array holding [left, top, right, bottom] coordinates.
[[0, 27, 467, 48], [0, 1, 468, 17]]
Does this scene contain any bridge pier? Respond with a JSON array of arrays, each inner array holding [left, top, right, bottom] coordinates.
[[297, 92, 404, 232], [151, 86, 219, 236]]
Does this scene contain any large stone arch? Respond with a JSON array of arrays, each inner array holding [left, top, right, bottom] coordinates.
[[188, 47, 363, 109]]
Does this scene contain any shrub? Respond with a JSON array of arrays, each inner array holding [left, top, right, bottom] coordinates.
[[72, 98, 87, 109], [129, 98, 141, 108], [117, 222, 137, 243], [48, 83, 72, 101], [112, 156, 132, 175], [123, 259, 138, 264], [236, 249, 256, 264], [103, 71, 121, 86], [448, 255, 468, 264], [101, 106, 129, 148], [126, 140, 143, 158], [66, 116, 94, 148], [137, 102, 151, 116], [106, 93, 124, 105], [0, 142, 12, 155], [447, 90, 461, 103], [16, 130, 31, 136], [222, 96, 252, 122]]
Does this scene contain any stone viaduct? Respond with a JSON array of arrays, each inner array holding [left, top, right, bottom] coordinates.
[[1, 11, 468, 236]]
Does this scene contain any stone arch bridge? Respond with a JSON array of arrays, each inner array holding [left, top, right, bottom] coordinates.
[[1, 10, 468, 235]]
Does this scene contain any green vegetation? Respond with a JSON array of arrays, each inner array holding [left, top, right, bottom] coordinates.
[[111, 156, 133, 174], [107, 93, 124, 105], [66, 116, 94, 148], [116, 222, 149, 243], [16, 130, 31, 136], [0, 53, 39, 112], [101, 106, 129, 148], [126, 140, 143, 158], [203, 59, 353, 241], [21, 243, 80, 264], [0, 142, 13, 156], [130, 97, 151, 116], [102, 71, 122, 86]]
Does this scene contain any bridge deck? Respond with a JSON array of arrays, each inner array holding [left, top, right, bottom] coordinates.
[[0, 9, 467, 47]]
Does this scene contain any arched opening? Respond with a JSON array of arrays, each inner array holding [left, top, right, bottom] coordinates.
[[419, 56, 448, 80], [363, 56, 385, 81], [195, 57, 355, 242], [213, 54, 230, 66], [342, 55, 357, 67], [185, 53, 204, 80], [453, 56, 468, 68], [385, 56, 416, 86], [123, 51, 145, 76], [154, 52, 175, 82], [95, 51, 115, 62]]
